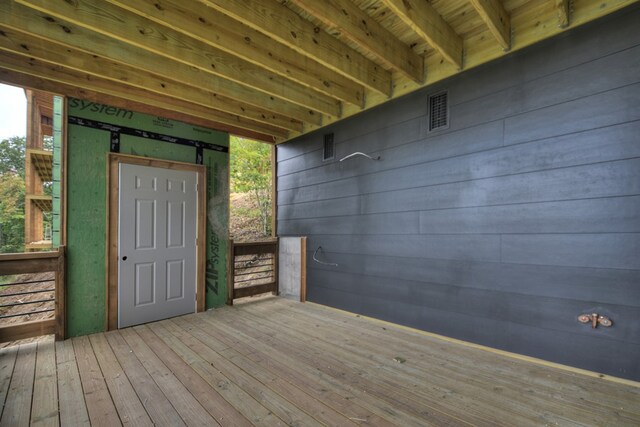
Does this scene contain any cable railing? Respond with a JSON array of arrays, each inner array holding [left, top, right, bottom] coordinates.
[[227, 239, 278, 304], [0, 246, 65, 342]]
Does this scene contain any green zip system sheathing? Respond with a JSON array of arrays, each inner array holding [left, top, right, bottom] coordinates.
[[66, 99, 229, 337]]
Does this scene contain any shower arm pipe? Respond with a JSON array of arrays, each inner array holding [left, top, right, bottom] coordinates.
[[339, 152, 381, 162], [313, 246, 339, 267]]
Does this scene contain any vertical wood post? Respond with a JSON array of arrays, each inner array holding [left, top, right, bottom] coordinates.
[[300, 237, 307, 302], [55, 245, 66, 340], [227, 239, 234, 305], [273, 238, 279, 296]]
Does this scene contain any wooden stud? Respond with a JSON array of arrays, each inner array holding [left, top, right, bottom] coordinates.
[[381, 0, 463, 69], [201, 0, 392, 96], [469, 0, 512, 50], [290, 0, 424, 83]]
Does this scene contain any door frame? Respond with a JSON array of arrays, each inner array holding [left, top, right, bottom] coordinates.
[[106, 153, 207, 331]]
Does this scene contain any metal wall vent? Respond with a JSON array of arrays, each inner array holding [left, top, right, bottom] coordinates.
[[323, 133, 334, 161], [428, 91, 449, 132]]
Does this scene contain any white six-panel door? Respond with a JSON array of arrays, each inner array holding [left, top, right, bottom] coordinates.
[[118, 163, 198, 328]]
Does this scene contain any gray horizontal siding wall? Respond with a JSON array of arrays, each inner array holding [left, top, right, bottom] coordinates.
[[276, 6, 640, 381]]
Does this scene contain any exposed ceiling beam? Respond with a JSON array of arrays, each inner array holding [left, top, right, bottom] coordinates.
[[0, 1, 321, 126], [200, 0, 392, 96], [0, 51, 290, 139], [556, 0, 570, 28], [289, 0, 424, 83], [0, 26, 303, 132], [380, 0, 463, 70], [0, 68, 277, 142], [108, 0, 365, 108], [469, 0, 511, 50], [15, 0, 341, 117]]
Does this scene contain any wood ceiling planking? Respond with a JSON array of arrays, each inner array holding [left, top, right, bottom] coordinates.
[[0, 0, 635, 143]]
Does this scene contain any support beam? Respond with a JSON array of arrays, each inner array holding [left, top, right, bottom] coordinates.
[[108, 0, 365, 108], [556, 0, 571, 28], [469, 0, 511, 50], [289, 0, 424, 83], [0, 26, 303, 132], [380, 0, 463, 70], [0, 68, 277, 143], [0, 51, 290, 139], [0, 1, 322, 126], [201, 0, 392, 96], [15, 0, 341, 117]]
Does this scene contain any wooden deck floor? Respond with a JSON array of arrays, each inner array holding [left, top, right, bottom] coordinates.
[[0, 297, 638, 426]]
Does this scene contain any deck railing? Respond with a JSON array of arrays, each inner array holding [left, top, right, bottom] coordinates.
[[0, 246, 65, 342], [227, 239, 278, 304]]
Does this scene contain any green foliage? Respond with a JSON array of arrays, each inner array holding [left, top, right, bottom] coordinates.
[[230, 137, 272, 236], [0, 136, 26, 253], [0, 136, 26, 177], [0, 172, 25, 253]]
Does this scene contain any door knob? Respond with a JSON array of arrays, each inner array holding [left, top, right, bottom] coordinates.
[[122, 256, 128, 261]]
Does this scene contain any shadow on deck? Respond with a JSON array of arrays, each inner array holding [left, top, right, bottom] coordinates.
[[1, 297, 639, 426]]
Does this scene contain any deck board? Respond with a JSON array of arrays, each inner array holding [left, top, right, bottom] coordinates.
[[55, 340, 89, 426], [31, 337, 58, 427], [0, 297, 638, 426], [104, 330, 185, 426], [1, 342, 36, 426]]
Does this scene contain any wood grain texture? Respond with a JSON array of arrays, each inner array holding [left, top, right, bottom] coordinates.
[[0, 300, 639, 424], [201, 0, 392, 95], [15, 0, 340, 118], [381, 0, 463, 68], [290, 0, 424, 83]]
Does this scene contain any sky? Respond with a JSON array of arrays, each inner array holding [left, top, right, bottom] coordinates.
[[0, 83, 27, 141]]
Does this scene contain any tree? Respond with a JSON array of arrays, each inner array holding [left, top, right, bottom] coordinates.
[[0, 136, 26, 177], [230, 137, 272, 236], [0, 172, 25, 253]]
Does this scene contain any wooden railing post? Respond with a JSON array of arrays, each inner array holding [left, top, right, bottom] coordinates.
[[55, 245, 66, 341], [227, 238, 234, 305], [273, 239, 279, 296]]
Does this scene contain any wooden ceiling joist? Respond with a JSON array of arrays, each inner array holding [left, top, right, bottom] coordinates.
[[380, 0, 463, 70], [108, 0, 365, 108], [15, 0, 341, 118], [201, 0, 392, 96], [469, 0, 511, 50], [0, 1, 321, 127], [0, 51, 291, 139], [0, 0, 634, 143], [0, 26, 303, 132], [289, 0, 424, 83], [556, 0, 571, 28], [0, 68, 277, 142]]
